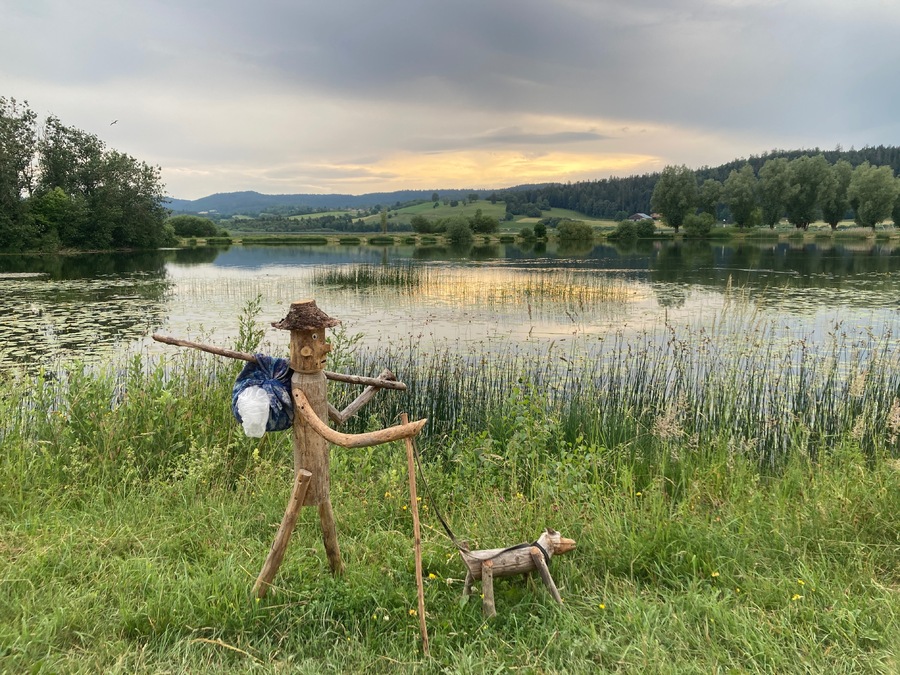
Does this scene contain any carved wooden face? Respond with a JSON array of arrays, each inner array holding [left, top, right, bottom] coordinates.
[[290, 328, 332, 372]]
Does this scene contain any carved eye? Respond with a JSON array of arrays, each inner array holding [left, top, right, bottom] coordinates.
[[312, 333, 318, 340]]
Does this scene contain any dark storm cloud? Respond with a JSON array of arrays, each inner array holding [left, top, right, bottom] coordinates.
[[176, 0, 900, 138], [4, 0, 900, 197]]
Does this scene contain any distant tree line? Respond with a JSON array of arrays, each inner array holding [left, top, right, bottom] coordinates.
[[495, 146, 900, 222], [651, 155, 900, 234], [0, 97, 172, 251], [227, 213, 413, 234]]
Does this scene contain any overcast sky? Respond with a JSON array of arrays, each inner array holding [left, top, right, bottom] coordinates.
[[3, 0, 898, 199]]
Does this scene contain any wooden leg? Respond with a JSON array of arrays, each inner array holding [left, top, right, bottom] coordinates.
[[463, 571, 474, 597], [318, 499, 344, 575], [253, 469, 313, 598], [482, 561, 496, 617], [530, 547, 562, 604]]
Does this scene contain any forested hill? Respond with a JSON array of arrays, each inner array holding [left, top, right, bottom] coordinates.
[[166, 188, 526, 215], [510, 145, 900, 220]]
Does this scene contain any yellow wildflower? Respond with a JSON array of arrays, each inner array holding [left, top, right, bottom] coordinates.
[[408, 609, 417, 617], [711, 571, 719, 578], [599, 603, 606, 610], [791, 594, 803, 601], [797, 579, 805, 586], [428, 573, 437, 580]]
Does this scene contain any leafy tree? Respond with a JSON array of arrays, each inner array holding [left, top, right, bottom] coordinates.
[[650, 165, 697, 233], [431, 192, 439, 203], [380, 209, 388, 234], [410, 214, 432, 233], [723, 164, 758, 228], [892, 183, 900, 228], [758, 157, 791, 228], [784, 154, 829, 230], [468, 193, 479, 203], [36, 116, 168, 249], [0, 97, 38, 248], [533, 221, 547, 238], [29, 186, 87, 248], [697, 179, 722, 217], [820, 160, 853, 230], [848, 162, 899, 229]]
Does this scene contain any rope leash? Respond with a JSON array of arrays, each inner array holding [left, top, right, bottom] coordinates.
[[408, 432, 551, 567]]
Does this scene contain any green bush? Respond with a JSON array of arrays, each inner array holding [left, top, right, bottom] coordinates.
[[445, 217, 474, 244], [683, 212, 715, 238], [519, 226, 535, 239], [635, 219, 656, 238], [167, 215, 218, 237], [608, 220, 637, 241], [556, 219, 594, 241]]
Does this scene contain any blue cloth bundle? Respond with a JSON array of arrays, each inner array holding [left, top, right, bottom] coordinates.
[[231, 354, 294, 432]]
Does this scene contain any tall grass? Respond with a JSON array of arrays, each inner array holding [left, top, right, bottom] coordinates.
[[1, 305, 898, 672]]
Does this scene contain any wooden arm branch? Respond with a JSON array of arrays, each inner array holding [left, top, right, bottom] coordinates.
[[151, 333, 407, 390], [293, 388, 426, 448], [328, 369, 397, 425]]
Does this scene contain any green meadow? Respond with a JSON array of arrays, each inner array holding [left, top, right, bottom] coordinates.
[[1, 299, 898, 673]]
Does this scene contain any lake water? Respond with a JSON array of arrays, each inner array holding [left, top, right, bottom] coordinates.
[[2, 239, 899, 373]]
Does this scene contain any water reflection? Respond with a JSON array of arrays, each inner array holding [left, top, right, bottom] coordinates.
[[0, 251, 174, 370], [1, 239, 898, 372]]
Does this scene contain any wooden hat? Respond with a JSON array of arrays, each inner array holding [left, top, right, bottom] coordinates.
[[272, 299, 341, 331]]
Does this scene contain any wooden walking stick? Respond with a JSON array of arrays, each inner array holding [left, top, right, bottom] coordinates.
[[403, 413, 429, 656]]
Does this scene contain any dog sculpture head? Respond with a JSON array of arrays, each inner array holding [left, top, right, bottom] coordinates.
[[538, 528, 576, 556]]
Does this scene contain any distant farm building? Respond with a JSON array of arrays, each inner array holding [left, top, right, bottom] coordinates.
[[628, 213, 654, 221]]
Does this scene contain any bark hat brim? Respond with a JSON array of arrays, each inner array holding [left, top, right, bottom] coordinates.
[[272, 299, 341, 331]]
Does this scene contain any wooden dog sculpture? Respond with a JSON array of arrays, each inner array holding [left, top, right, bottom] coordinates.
[[460, 528, 576, 617]]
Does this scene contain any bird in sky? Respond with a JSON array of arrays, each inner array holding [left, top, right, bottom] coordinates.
[[109, 119, 118, 125]]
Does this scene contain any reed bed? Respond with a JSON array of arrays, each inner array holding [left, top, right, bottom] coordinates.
[[336, 314, 900, 470], [312, 264, 637, 311], [311, 263, 424, 288]]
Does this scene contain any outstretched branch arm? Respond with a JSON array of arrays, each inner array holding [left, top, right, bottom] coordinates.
[[293, 388, 426, 448], [151, 334, 406, 390], [329, 369, 397, 425]]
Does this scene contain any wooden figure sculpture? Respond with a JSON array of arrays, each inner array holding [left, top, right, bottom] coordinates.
[[270, 299, 425, 577], [152, 299, 426, 589], [460, 528, 576, 617]]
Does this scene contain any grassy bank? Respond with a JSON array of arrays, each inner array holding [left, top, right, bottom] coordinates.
[[1, 314, 899, 672]]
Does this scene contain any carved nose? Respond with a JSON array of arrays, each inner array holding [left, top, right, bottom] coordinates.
[[556, 538, 576, 554]]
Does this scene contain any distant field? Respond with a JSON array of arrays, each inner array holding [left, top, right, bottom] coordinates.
[[360, 200, 612, 230], [288, 210, 364, 220]]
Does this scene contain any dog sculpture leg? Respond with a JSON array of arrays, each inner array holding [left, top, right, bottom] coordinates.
[[530, 547, 563, 604], [481, 560, 496, 617]]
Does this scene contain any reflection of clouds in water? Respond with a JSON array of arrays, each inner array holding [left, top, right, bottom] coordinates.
[[5, 241, 900, 373], [0, 276, 172, 371]]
